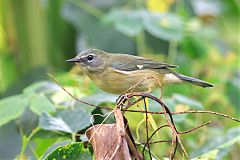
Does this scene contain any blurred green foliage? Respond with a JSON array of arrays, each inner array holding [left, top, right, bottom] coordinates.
[[0, 0, 239, 159]]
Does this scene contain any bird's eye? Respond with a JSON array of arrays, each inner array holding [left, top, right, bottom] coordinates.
[[87, 55, 94, 61]]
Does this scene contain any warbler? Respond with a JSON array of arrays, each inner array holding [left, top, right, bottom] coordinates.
[[67, 49, 213, 94]]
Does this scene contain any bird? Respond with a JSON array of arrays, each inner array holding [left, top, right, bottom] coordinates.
[[66, 49, 213, 94]]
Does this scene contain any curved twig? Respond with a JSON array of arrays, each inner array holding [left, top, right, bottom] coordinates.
[[121, 109, 240, 123], [121, 92, 190, 159], [143, 97, 152, 160], [142, 125, 170, 155], [178, 121, 212, 134]]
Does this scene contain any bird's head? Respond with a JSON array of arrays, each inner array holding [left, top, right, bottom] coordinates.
[[66, 49, 108, 72]]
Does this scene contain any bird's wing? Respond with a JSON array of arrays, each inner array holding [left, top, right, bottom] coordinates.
[[111, 55, 178, 71]]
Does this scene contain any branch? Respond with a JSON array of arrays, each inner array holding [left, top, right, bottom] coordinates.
[[122, 109, 240, 123]]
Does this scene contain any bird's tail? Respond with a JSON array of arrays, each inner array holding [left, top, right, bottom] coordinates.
[[177, 74, 214, 88]]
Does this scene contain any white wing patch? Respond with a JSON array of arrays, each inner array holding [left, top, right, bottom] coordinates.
[[136, 65, 143, 69], [111, 68, 132, 75]]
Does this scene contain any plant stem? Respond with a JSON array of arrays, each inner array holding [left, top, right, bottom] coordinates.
[[29, 143, 40, 159], [136, 32, 146, 55], [68, 0, 104, 19], [168, 40, 178, 63], [72, 132, 76, 142], [19, 127, 41, 158]]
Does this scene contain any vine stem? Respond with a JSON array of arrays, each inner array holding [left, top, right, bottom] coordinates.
[[136, 32, 146, 55], [122, 109, 240, 122], [168, 40, 178, 63], [19, 127, 41, 158], [143, 97, 152, 159], [68, 0, 104, 19]]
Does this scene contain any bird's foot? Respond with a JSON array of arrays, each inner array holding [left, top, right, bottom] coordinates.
[[116, 93, 131, 107]]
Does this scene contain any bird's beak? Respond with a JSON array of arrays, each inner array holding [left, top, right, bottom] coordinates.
[[66, 57, 81, 63]]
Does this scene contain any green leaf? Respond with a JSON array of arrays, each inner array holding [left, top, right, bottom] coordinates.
[[192, 150, 218, 160], [103, 9, 185, 40], [42, 140, 72, 159], [51, 86, 86, 106], [45, 142, 92, 160], [143, 12, 184, 41], [0, 95, 28, 127], [39, 113, 72, 133], [23, 81, 58, 96], [88, 93, 119, 104], [78, 93, 117, 112], [33, 137, 58, 158], [39, 108, 92, 133], [62, 2, 136, 53], [29, 94, 56, 115], [103, 9, 143, 37], [0, 122, 22, 159], [58, 108, 92, 132], [191, 127, 240, 159]]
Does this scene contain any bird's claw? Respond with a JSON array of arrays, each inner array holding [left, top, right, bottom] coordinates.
[[116, 93, 131, 108]]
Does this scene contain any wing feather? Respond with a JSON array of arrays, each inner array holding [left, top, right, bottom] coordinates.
[[111, 55, 178, 71]]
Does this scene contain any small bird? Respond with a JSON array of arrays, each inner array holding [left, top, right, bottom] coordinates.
[[67, 49, 213, 94]]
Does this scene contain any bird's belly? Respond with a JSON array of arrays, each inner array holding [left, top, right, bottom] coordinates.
[[87, 69, 163, 94]]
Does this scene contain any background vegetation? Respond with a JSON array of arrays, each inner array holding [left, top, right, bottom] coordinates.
[[0, 0, 239, 159]]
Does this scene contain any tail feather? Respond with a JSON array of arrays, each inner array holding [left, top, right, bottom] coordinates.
[[177, 74, 214, 88]]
